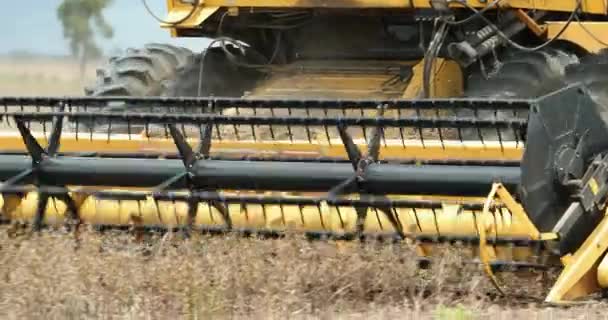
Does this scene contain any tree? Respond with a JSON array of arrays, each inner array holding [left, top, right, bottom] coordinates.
[[57, 0, 114, 79]]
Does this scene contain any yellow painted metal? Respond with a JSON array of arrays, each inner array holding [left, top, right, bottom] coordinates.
[[514, 8, 547, 36], [598, 252, 608, 288], [475, 183, 545, 294], [540, 232, 559, 241], [246, 60, 416, 100], [402, 58, 463, 98], [162, 6, 220, 29], [1, 191, 538, 260], [546, 21, 608, 53], [545, 211, 608, 303], [0, 132, 524, 161], [495, 184, 540, 239], [243, 57, 462, 100], [165, 0, 606, 28], [479, 184, 504, 294], [245, 57, 462, 100]]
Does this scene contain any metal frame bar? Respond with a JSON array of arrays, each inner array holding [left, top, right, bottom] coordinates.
[[4, 110, 527, 130], [0, 96, 533, 110], [0, 155, 521, 195]]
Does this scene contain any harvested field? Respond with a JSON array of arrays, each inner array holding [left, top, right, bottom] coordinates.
[[0, 57, 607, 319], [1, 228, 606, 319], [0, 56, 95, 96]]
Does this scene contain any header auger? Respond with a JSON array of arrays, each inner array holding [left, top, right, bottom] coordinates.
[[1, 84, 608, 303]]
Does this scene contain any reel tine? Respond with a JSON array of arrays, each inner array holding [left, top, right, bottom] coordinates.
[[354, 205, 368, 240], [251, 105, 257, 142], [376, 203, 405, 239], [269, 106, 276, 140], [126, 119, 131, 140], [168, 124, 197, 168], [32, 192, 50, 232], [337, 123, 362, 169], [55, 191, 81, 231], [15, 118, 46, 162], [287, 105, 294, 142], [196, 122, 213, 158], [214, 117, 223, 142], [183, 194, 199, 238], [107, 119, 113, 142], [208, 193, 232, 230], [47, 112, 64, 156], [367, 105, 385, 162]]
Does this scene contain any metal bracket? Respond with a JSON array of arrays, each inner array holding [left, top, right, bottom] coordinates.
[[514, 9, 547, 37], [6, 111, 81, 231], [165, 123, 232, 235], [329, 106, 404, 239], [555, 131, 587, 188], [552, 153, 608, 254], [479, 183, 544, 296], [546, 212, 608, 303], [15, 119, 46, 165]]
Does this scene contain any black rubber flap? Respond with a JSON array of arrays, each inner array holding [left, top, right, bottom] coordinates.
[[521, 84, 608, 235]]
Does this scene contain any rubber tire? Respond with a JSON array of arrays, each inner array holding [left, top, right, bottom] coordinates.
[[460, 47, 579, 140], [564, 48, 608, 106], [86, 43, 194, 97], [166, 46, 263, 98], [465, 47, 579, 99]]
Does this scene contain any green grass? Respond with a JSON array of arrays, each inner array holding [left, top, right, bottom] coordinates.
[[435, 304, 474, 320]]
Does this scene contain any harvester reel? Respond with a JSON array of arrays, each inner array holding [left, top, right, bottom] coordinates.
[[2, 85, 608, 303]]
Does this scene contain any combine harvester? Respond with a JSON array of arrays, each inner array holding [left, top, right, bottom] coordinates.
[[3, 0, 608, 304]]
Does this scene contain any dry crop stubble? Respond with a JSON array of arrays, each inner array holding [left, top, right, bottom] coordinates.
[[0, 226, 588, 319]]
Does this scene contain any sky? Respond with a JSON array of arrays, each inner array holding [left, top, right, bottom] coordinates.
[[0, 1, 208, 56]]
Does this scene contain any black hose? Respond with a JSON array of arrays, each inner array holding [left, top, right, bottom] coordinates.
[[456, 0, 581, 52], [422, 20, 450, 98], [141, 0, 200, 26]]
